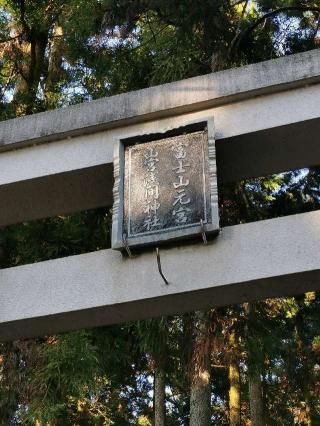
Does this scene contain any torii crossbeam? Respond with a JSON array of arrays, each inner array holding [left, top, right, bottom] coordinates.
[[1, 50, 320, 340]]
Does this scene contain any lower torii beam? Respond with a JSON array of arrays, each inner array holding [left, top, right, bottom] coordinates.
[[1, 209, 320, 341]]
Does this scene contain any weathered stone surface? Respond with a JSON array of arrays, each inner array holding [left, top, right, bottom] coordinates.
[[2, 51, 320, 229], [112, 120, 219, 249], [2, 84, 320, 227], [0, 49, 320, 152], [124, 131, 210, 239], [2, 210, 320, 341], [1, 50, 320, 341]]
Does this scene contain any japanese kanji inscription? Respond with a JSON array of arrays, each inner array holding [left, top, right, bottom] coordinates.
[[112, 120, 219, 250]]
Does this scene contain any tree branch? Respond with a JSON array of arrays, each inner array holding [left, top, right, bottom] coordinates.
[[232, 6, 320, 53], [130, 23, 170, 52], [230, 0, 248, 6], [0, 34, 21, 44], [312, 12, 320, 41], [0, 68, 16, 101], [19, 0, 30, 38], [228, 0, 249, 57]]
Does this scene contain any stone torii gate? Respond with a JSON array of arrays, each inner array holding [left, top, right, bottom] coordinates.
[[1, 49, 320, 341]]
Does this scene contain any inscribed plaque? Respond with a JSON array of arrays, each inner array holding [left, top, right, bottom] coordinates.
[[112, 121, 219, 250], [124, 131, 210, 237]]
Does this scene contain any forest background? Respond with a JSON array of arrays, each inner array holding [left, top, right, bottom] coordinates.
[[0, 0, 320, 425]]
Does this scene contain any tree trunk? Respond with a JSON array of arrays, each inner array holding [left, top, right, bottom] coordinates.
[[305, 398, 312, 426], [229, 331, 241, 426], [14, 32, 48, 114], [245, 303, 265, 426], [294, 311, 317, 426], [45, 24, 65, 108], [154, 366, 165, 426], [248, 368, 264, 426], [189, 310, 211, 426]]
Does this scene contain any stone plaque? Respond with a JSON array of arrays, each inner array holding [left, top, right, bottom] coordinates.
[[112, 120, 219, 250], [125, 131, 210, 236]]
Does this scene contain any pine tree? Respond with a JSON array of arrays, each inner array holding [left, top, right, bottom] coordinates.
[[1, 1, 320, 424]]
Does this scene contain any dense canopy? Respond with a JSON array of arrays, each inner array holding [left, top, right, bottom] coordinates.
[[0, 1, 320, 425]]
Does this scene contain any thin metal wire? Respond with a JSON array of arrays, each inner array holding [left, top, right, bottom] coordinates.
[[200, 219, 208, 245], [122, 233, 133, 258], [156, 247, 169, 285]]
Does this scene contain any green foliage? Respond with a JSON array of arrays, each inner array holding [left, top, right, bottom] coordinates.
[[26, 332, 100, 424], [2, 208, 110, 268], [1, 0, 320, 424]]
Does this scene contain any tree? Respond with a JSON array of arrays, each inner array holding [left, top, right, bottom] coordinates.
[[135, 317, 170, 426], [189, 311, 212, 426], [228, 328, 241, 426], [1, 0, 320, 424]]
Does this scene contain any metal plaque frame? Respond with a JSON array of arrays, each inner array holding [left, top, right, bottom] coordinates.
[[112, 118, 219, 250]]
